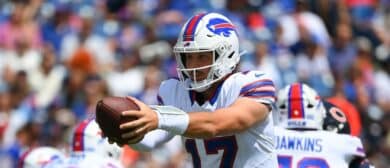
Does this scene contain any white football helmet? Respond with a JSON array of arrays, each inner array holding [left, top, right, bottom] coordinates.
[[174, 12, 240, 91], [276, 83, 326, 130], [71, 119, 122, 160], [19, 147, 65, 168]]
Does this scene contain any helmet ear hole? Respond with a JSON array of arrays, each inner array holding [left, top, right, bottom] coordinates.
[[279, 104, 286, 109], [307, 104, 314, 108], [228, 51, 234, 58]]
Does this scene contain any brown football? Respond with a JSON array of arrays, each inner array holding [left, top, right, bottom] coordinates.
[[95, 96, 140, 144]]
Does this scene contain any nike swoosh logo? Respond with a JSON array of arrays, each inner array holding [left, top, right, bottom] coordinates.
[[255, 73, 264, 77]]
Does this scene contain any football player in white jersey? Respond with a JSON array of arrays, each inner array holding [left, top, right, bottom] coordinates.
[[49, 154, 123, 168], [70, 119, 122, 160], [275, 83, 373, 168], [68, 119, 123, 166], [18, 146, 66, 168], [108, 12, 278, 168], [44, 119, 124, 168], [44, 154, 123, 168]]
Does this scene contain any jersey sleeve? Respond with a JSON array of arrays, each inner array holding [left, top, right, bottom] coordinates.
[[156, 78, 181, 106], [130, 129, 175, 152], [342, 135, 366, 158], [236, 71, 276, 106]]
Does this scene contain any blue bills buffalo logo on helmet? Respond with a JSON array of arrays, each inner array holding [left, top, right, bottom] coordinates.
[[206, 18, 236, 37]]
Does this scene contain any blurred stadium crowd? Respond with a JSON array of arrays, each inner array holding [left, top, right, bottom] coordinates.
[[0, 0, 389, 167]]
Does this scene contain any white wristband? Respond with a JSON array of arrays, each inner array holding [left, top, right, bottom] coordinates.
[[150, 105, 189, 135]]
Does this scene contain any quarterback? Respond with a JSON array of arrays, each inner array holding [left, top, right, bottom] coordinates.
[[113, 12, 278, 168]]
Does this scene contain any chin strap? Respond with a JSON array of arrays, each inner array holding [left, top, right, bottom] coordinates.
[[239, 50, 247, 57]]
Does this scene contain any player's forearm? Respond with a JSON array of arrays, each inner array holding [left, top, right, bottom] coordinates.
[[188, 99, 271, 138], [183, 112, 219, 138], [183, 107, 265, 138], [151, 100, 270, 138], [152, 106, 237, 138]]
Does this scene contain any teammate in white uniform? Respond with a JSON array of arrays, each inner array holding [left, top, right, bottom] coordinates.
[[275, 83, 372, 168], [45, 119, 124, 168], [50, 154, 123, 168], [70, 119, 122, 160], [19, 146, 66, 168], [45, 154, 123, 168], [109, 12, 278, 168]]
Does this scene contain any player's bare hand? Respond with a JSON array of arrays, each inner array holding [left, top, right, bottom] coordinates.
[[120, 96, 158, 143]]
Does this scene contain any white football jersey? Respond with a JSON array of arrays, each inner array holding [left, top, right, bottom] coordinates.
[[71, 119, 122, 160], [274, 126, 366, 168], [158, 71, 278, 168], [20, 147, 66, 168], [55, 154, 123, 168]]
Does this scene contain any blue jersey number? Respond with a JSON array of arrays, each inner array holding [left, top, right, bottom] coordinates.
[[185, 135, 238, 168], [278, 155, 329, 168]]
